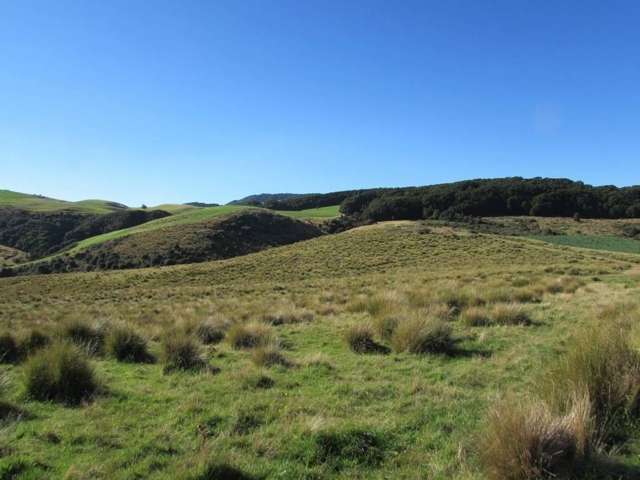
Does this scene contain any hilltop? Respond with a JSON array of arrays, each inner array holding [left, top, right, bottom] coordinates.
[[0, 189, 128, 214]]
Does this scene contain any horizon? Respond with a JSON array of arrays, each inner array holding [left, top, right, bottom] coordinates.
[[3, 0, 640, 205], [3, 174, 640, 207]]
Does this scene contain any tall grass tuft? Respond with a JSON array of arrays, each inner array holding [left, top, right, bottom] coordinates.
[[106, 324, 153, 363], [59, 319, 106, 355], [479, 394, 592, 480], [0, 333, 19, 364], [24, 342, 97, 405], [227, 322, 273, 350], [161, 331, 206, 372], [539, 321, 640, 440], [391, 317, 455, 354]]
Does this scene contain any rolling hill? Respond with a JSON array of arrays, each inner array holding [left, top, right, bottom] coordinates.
[[0, 189, 128, 214], [1, 220, 639, 478]]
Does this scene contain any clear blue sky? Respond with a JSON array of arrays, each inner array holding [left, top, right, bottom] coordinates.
[[1, 0, 639, 206]]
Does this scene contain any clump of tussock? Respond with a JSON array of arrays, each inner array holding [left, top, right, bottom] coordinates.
[[303, 353, 335, 371], [58, 319, 106, 355], [194, 318, 228, 345], [479, 394, 592, 480], [391, 317, 455, 354], [232, 406, 267, 434], [227, 322, 273, 350], [189, 461, 255, 480], [18, 329, 50, 357], [345, 324, 385, 354], [0, 333, 19, 364], [347, 292, 399, 318], [489, 304, 532, 326], [23, 342, 98, 405], [239, 370, 275, 390], [106, 324, 153, 363], [460, 306, 492, 327], [540, 321, 640, 440], [372, 315, 400, 341], [161, 331, 207, 372], [262, 306, 314, 325], [311, 427, 386, 469], [251, 344, 292, 368], [545, 277, 584, 295]]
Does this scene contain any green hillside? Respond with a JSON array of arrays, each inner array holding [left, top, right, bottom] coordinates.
[[1, 222, 639, 478], [0, 190, 128, 214]]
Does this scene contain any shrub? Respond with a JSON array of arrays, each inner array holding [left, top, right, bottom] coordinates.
[[490, 304, 532, 326], [460, 306, 492, 327], [24, 342, 97, 404], [161, 332, 206, 372], [540, 322, 640, 439], [106, 325, 153, 363], [0, 333, 19, 363], [391, 318, 455, 354], [479, 395, 591, 480], [345, 324, 383, 354], [59, 320, 105, 355], [227, 323, 273, 350], [262, 307, 314, 325], [19, 329, 50, 356], [251, 345, 291, 368]]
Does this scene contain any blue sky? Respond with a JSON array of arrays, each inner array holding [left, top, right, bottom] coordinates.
[[1, 0, 639, 206]]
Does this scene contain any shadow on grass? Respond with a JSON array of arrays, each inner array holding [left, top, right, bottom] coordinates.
[[589, 455, 640, 480]]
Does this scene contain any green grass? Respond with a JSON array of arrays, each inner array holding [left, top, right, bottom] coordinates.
[[532, 234, 640, 255], [2, 223, 639, 478], [278, 205, 340, 219], [60, 205, 339, 255], [0, 190, 127, 214]]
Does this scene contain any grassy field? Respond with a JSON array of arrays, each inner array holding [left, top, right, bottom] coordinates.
[[0, 190, 128, 214], [532, 234, 640, 255], [1, 222, 640, 479], [277, 205, 341, 219]]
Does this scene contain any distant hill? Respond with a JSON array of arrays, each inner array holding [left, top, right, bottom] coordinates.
[[16, 210, 323, 274], [228, 193, 309, 205], [0, 189, 128, 214], [185, 202, 220, 208]]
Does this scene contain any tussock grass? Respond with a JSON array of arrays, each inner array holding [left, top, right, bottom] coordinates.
[[0, 333, 19, 363], [161, 331, 207, 372], [489, 303, 532, 326], [106, 324, 153, 363], [262, 306, 314, 325], [23, 342, 97, 405], [59, 319, 106, 355], [539, 321, 640, 439], [311, 427, 386, 469], [227, 322, 273, 350], [345, 324, 384, 354], [372, 315, 400, 341], [251, 344, 291, 368], [460, 306, 492, 327], [479, 394, 592, 480], [18, 329, 50, 357], [391, 317, 455, 354], [194, 318, 228, 345], [189, 461, 255, 480]]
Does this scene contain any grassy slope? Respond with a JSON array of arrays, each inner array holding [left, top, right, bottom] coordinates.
[[1, 223, 639, 478], [63, 205, 339, 255], [532, 234, 640, 255], [0, 244, 27, 267], [0, 190, 128, 214]]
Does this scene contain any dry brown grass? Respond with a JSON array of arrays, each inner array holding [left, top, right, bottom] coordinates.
[[226, 322, 274, 350], [539, 320, 640, 439], [479, 394, 592, 480], [391, 317, 455, 354], [251, 344, 292, 368]]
